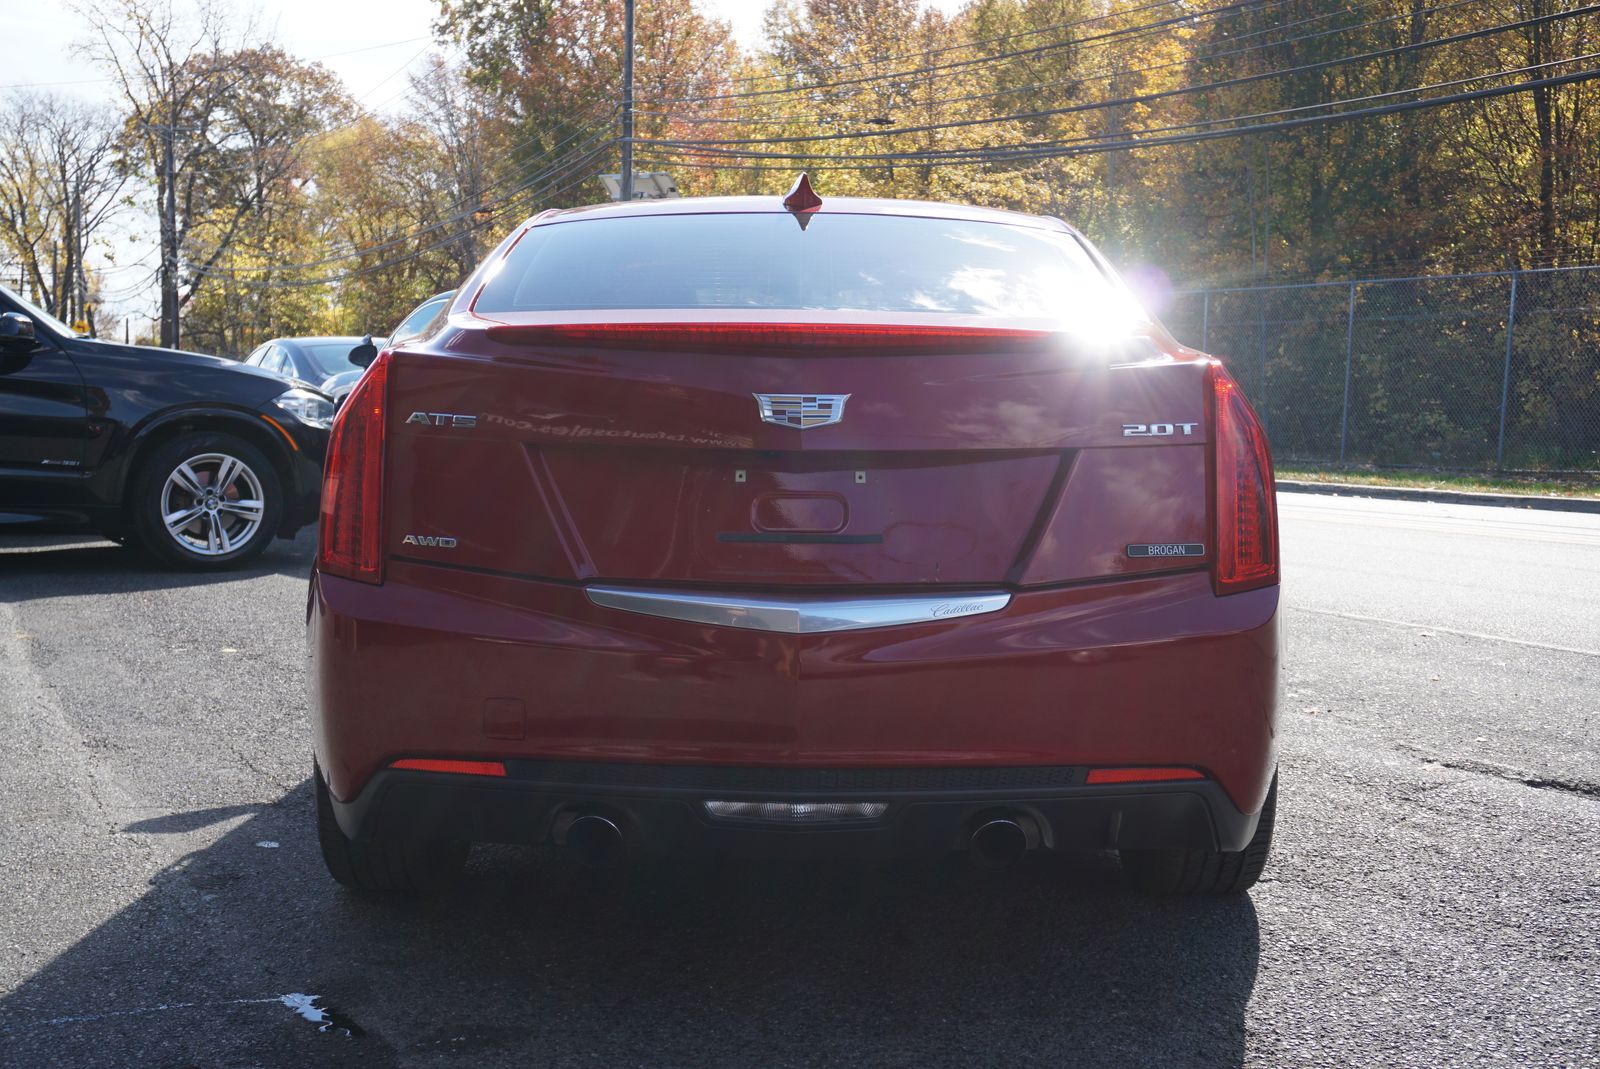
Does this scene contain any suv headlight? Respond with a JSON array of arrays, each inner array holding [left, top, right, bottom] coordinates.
[[273, 387, 334, 429]]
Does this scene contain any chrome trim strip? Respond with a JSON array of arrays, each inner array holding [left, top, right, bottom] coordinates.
[[585, 586, 1011, 634]]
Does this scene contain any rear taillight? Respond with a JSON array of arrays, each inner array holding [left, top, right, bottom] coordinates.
[[317, 351, 391, 583], [1209, 362, 1279, 595]]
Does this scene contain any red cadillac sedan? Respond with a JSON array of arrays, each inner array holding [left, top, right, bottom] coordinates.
[[308, 182, 1281, 895]]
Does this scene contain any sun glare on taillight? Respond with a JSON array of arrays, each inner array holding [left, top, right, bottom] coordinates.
[[317, 350, 391, 583], [1209, 362, 1279, 595]]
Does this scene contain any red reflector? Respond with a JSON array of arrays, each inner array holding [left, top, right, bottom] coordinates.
[[483, 321, 1052, 353], [1086, 767, 1206, 785], [317, 351, 390, 583], [1209, 362, 1279, 595], [390, 758, 507, 777]]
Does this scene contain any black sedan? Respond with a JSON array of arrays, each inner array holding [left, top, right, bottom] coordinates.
[[0, 285, 328, 569], [320, 291, 453, 408], [240, 335, 376, 386]]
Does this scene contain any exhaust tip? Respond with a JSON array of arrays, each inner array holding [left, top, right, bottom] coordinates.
[[969, 817, 1029, 869], [563, 813, 624, 867]]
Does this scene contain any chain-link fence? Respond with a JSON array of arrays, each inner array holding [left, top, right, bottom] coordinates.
[[1166, 264, 1600, 472]]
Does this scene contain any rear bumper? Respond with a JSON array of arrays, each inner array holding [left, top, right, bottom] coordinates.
[[310, 563, 1282, 823], [329, 761, 1264, 854]]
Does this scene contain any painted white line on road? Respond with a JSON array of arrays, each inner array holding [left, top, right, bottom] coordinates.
[[1278, 508, 1600, 547], [5, 996, 284, 1031], [1279, 493, 1600, 524], [1290, 607, 1600, 658]]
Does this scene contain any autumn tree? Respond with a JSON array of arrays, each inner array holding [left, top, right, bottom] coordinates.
[[0, 93, 127, 333], [33, 0, 1597, 362], [436, 0, 738, 214], [407, 55, 510, 280], [78, 0, 346, 348]]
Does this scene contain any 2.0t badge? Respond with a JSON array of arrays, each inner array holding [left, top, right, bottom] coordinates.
[[754, 393, 850, 430]]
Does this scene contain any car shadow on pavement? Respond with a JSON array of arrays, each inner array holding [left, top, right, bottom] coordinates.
[[121, 804, 266, 835], [0, 780, 1259, 1068], [0, 534, 313, 601]]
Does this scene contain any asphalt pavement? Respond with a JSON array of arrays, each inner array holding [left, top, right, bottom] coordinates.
[[1, 492, 1596, 1068]]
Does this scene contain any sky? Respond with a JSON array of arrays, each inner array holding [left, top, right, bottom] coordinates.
[[11, 0, 967, 106], [7, 0, 919, 110], [6, 0, 962, 335], [11, 0, 443, 108]]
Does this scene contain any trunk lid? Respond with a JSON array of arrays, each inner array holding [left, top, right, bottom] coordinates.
[[383, 319, 1211, 589]]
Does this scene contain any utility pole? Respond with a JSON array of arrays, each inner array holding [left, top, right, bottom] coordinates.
[[159, 120, 180, 349], [139, 117, 192, 349], [73, 183, 92, 333], [620, 0, 635, 202]]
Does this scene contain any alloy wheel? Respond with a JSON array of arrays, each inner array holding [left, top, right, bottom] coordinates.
[[160, 451, 266, 556]]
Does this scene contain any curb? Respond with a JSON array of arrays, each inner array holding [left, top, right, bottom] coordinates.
[[1276, 478, 1600, 514]]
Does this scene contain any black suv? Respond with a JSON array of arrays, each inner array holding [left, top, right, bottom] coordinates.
[[0, 285, 329, 569]]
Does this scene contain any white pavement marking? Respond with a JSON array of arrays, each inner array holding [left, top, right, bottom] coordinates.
[[1290, 606, 1600, 658], [1277, 493, 1600, 546], [4, 997, 285, 1032], [1278, 492, 1600, 652]]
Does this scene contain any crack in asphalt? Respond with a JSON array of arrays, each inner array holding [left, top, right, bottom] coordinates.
[[1401, 745, 1600, 799]]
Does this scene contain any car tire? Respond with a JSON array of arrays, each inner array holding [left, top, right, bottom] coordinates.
[[1120, 773, 1277, 895], [314, 763, 468, 894], [131, 431, 283, 570]]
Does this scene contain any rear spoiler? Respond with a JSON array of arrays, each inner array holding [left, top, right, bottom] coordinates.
[[481, 322, 1061, 355]]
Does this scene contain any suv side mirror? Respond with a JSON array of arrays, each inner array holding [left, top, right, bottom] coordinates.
[[0, 312, 37, 352], [348, 334, 378, 368]]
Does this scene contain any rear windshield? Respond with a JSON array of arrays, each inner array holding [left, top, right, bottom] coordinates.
[[473, 212, 1130, 320]]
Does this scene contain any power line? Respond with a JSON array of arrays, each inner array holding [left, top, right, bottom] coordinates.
[[632, 51, 1600, 175], [192, 105, 619, 277], [91, 45, 603, 310], [313, 42, 466, 141], [837, 51, 1600, 162], [351, 42, 436, 105], [201, 140, 614, 290], [644, 0, 1274, 106], [638, 5, 1599, 152], [0, 34, 435, 91], [647, 0, 1193, 94], [637, 66, 1600, 166], [640, 0, 1488, 122], [951, 66, 1600, 162], [1046, 51, 1600, 147], [656, 0, 1440, 118], [191, 125, 617, 282]]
